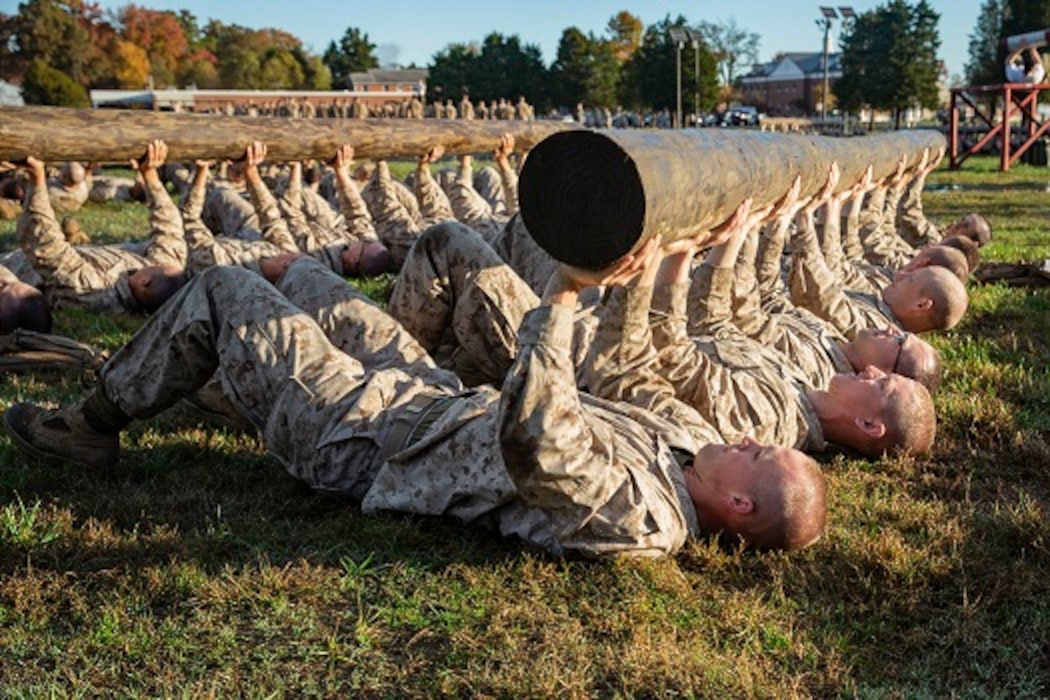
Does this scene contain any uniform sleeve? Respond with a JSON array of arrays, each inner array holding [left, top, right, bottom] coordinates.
[[368, 163, 421, 242], [275, 172, 317, 252], [584, 285, 711, 437], [498, 159, 519, 216], [334, 174, 378, 241], [414, 165, 454, 223], [245, 178, 299, 253], [756, 217, 790, 300], [897, 175, 941, 248], [16, 181, 84, 282], [142, 177, 187, 268], [686, 263, 736, 336], [730, 228, 769, 339], [819, 201, 848, 281], [841, 197, 865, 262], [499, 304, 693, 558], [180, 181, 221, 275], [447, 164, 498, 227], [788, 224, 867, 340]]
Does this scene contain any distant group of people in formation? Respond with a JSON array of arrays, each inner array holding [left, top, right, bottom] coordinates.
[[0, 131, 988, 559], [168, 94, 668, 130], [188, 95, 536, 121]]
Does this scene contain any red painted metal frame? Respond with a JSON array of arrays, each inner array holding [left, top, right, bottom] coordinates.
[[949, 82, 1050, 170]]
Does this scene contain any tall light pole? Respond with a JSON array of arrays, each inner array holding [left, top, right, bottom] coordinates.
[[688, 29, 702, 125], [818, 7, 838, 121], [669, 28, 688, 128], [838, 7, 856, 132]]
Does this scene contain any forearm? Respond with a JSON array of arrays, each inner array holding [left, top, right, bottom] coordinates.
[[246, 177, 298, 252], [415, 165, 454, 221], [498, 158, 519, 215], [144, 175, 187, 267], [335, 172, 378, 240]]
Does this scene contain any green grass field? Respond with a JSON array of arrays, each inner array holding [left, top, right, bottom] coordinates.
[[1, 156, 1049, 697]]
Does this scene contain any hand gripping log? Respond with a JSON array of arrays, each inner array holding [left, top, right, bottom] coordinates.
[[518, 128, 946, 269], [0, 105, 571, 163]]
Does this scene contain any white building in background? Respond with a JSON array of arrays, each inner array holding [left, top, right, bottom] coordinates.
[[0, 80, 24, 106]]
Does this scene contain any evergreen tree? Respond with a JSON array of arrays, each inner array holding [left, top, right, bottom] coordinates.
[[550, 27, 620, 108], [427, 42, 479, 102], [835, 0, 941, 128], [966, 0, 1005, 86], [620, 15, 718, 113], [323, 27, 379, 89]]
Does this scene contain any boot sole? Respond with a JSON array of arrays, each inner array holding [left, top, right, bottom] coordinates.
[[1, 406, 115, 469]]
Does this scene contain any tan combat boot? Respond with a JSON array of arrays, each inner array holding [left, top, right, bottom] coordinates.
[[3, 391, 128, 468]]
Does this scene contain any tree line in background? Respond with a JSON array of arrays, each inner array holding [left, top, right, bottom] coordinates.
[[0, 0, 949, 123], [0, 1, 757, 115]]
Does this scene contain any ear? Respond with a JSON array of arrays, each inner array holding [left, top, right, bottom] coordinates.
[[916, 297, 933, 312], [728, 493, 754, 515], [854, 415, 887, 439]]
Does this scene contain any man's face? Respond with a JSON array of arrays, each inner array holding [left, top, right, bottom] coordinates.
[[845, 326, 909, 374], [827, 366, 908, 414], [882, 267, 924, 312], [693, 438, 797, 495]]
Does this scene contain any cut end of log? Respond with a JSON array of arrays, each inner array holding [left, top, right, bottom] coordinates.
[[520, 130, 646, 270]]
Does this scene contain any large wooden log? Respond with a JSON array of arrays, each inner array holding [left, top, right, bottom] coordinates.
[[0, 106, 571, 163], [519, 128, 946, 269]]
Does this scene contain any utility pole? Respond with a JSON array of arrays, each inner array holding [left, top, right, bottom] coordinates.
[[818, 7, 838, 122], [838, 7, 857, 133], [669, 28, 688, 128], [689, 30, 701, 125]]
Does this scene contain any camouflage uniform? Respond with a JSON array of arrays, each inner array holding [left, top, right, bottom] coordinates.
[[0, 251, 42, 287], [98, 259, 718, 558], [445, 162, 510, 241], [897, 173, 941, 248], [858, 186, 915, 270], [47, 180, 89, 212], [817, 204, 892, 296], [586, 279, 824, 451], [472, 166, 508, 215], [202, 185, 262, 241], [365, 162, 453, 268], [276, 168, 377, 275], [487, 215, 559, 297], [88, 176, 137, 204], [388, 222, 599, 387], [361, 172, 421, 226], [182, 176, 298, 277], [475, 160, 519, 216], [725, 230, 853, 390], [297, 185, 346, 236], [16, 177, 186, 312], [789, 209, 899, 339]]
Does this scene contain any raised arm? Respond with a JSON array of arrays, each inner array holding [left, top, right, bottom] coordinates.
[[16, 156, 84, 279], [494, 134, 519, 215], [329, 145, 378, 241], [133, 140, 187, 269], [414, 145, 454, 223], [241, 141, 298, 253], [500, 244, 700, 556]]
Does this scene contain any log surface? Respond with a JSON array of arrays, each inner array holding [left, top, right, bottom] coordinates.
[[519, 128, 946, 269], [0, 106, 572, 162]]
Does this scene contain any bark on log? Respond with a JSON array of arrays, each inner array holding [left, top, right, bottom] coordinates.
[[519, 128, 946, 269], [0, 106, 571, 163]]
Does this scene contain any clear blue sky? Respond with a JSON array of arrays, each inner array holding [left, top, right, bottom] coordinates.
[[2, 0, 985, 81]]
